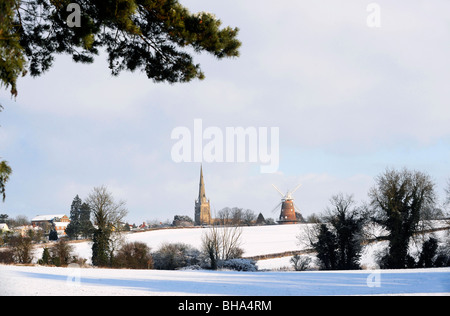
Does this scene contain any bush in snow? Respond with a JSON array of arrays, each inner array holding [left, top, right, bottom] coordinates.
[[152, 242, 201, 270], [0, 248, 14, 264], [113, 241, 153, 269], [219, 258, 257, 272], [8, 235, 33, 264], [290, 254, 311, 271]]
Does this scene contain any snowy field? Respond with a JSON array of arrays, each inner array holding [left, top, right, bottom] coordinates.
[[1, 223, 450, 296], [30, 223, 449, 270], [32, 224, 312, 269], [1, 265, 449, 296]]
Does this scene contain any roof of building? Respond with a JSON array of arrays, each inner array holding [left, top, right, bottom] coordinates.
[[32, 214, 68, 221]]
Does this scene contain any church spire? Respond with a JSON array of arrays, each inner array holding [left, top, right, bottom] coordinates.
[[199, 164, 206, 202], [195, 164, 211, 225]]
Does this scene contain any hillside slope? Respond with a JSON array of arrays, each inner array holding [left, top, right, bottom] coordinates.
[[32, 221, 449, 270]]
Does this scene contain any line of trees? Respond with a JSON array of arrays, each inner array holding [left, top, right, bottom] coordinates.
[[304, 168, 450, 270], [170, 208, 274, 228], [215, 207, 276, 226]]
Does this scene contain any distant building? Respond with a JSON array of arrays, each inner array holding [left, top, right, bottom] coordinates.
[[13, 225, 42, 237], [0, 223, 9, 233], [194, 165, 211, 226], [32, 214, 70, 236]]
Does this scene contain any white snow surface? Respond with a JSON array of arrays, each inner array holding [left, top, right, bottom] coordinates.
[[1, 264, 449, 296]]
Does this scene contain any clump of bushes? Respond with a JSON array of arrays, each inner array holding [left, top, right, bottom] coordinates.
[[108, 240, 257, 271], [220, 258, 257, 271], [39, 240, 86, 267], [0, 236, 34, 264], [152, 242, 201, 270], [113, 241, 153, 269]]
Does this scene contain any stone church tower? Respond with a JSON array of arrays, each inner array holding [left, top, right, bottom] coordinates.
[[195, 165, 211, 226]]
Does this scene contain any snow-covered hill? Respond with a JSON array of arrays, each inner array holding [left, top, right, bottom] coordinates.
[[33, 224, 309, 269], [2, 223, 449, 296], [31, 222, 449, 270]]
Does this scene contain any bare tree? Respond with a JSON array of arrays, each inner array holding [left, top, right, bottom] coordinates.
[[8, 215, 29, 228], [231, 207, 243, 225], [445, 178, 450, 215], [290, 254, 311, 271], [242, 209, 257, 226], [9, 235, 32, 264], [87, 186, 128, 229], [49, 240, 74, 266], [217, 207, 231, 225], [201, 224, 243, 270]]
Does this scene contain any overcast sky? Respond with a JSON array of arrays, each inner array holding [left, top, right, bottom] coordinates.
[[1, 0, 450, 224]]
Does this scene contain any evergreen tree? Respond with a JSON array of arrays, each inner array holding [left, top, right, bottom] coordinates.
[[255, 213, 265, 225], [313, 224, 338, 270], [91, 225, 112, 267], [370, 169, 436, 269], [1, 0, 241, 102], [79, 202, 94, 238], [48, 228, 58, 241], [417, 237, 439, 268], [0, 214, 8, 223], [0, 0, 26, 99], [326, 194, 366, 270], [311, 194, 366, 270], [0, 160, 12, 202], [65, 195, 82, 239], [40, 247, 50, 265]]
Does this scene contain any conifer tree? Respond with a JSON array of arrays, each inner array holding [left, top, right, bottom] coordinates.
[[0, 160, 12, 202], [79, 202, 94, 238], [40, 247, 50, 265], [0, 0, 241, 101], [48, 228, 58, 241], [65, 195, 82, 239]]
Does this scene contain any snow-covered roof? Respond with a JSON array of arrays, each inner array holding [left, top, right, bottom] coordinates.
[[32, 214, 67, 221]]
